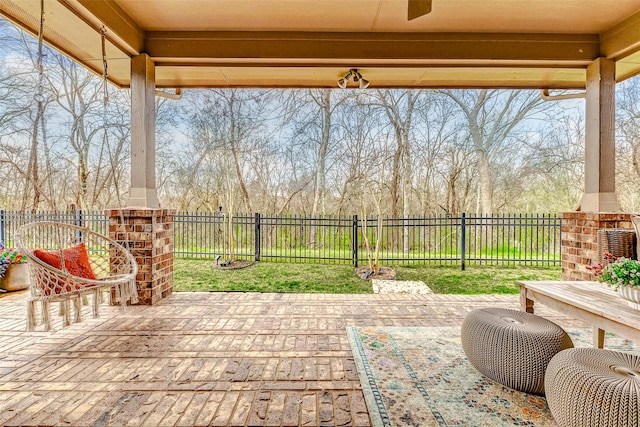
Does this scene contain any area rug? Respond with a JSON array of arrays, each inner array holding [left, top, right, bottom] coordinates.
[[346, 325, 637, 427]]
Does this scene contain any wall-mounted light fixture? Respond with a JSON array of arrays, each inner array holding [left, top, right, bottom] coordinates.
[[338, 69, 369, 89]]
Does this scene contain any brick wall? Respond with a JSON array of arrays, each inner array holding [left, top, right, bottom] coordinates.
[[560, 212, 633, 281], [106, 208, 176, 305]]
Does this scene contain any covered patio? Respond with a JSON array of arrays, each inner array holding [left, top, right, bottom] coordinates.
[[1, 0, 640, 425], [0, 289, 583, 426], [1, 1, 640, 300]]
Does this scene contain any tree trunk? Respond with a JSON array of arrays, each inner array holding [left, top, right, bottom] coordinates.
[[476, 151, 493, 215], [25, 103, 44, 211], [229, 93, 252, 213], [309, 89, 331, 248], [377, 89, 418, 251], [231, 140, 252, 212], [401, 92, 414, 252]]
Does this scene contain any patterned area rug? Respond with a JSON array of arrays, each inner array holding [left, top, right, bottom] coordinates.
[[346, 325, 637, 427]]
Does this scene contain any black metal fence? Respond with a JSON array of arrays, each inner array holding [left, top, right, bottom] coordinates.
[[0, 210, 110, 244], [1, 210, 561, 267]]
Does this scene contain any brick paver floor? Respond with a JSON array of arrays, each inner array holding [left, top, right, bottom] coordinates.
[[0, 290, 581, 426]]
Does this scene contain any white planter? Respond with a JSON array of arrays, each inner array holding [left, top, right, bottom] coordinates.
[[617, 286, 640, 309], [0, 263, 30, 291]]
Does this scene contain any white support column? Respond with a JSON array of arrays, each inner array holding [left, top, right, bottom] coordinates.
[[128, 54, 160, 208], [577, 57, 619, 212]]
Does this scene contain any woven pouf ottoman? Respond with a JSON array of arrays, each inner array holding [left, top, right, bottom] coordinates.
[[461, 307, 573, 395], [545, 348, 640, 427]]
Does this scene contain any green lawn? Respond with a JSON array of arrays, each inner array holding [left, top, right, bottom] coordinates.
[[173, 259, 561, 294], [395, 263, 561, 294]]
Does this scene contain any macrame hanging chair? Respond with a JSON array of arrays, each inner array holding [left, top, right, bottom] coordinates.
[[15, 222, 138, 331], [15, 1, 138, 331]]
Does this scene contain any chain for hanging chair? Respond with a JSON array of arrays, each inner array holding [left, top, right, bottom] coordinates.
[[100, 27, 127, 235], [22, 0, 47, 216], [32, 0, 67, 266], [100, 26, 109, 108], [35, 0, 45, 104], [99, 26, 137, 306]]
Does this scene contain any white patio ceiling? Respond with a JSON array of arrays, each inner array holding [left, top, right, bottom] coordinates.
[[1, 0, 639, 89]]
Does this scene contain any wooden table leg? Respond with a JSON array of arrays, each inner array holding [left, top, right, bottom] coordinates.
[[593, 328, 605, 348], [519, 286, 534, 313]]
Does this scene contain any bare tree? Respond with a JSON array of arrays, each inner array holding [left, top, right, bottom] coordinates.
[[412, 92, 465, 214], [358, 137, 393, 277], [282, 89, 347, 245], [440, 89, 547, 215], [373, 90, 420, 218], [371, 89, 424, 251], [170, 89, 272, 212], [332, 93, 382, 216]]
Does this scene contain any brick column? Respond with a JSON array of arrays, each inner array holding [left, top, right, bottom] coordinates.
[[105, 208, 176, 305], [560, 212, 632, 281]]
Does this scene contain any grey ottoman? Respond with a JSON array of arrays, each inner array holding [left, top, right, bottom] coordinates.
[[545, 348, 640, 427], [461, 307, 573, 395]]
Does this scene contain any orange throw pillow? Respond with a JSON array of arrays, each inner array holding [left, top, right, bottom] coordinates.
[[34, 242, 97, 295]]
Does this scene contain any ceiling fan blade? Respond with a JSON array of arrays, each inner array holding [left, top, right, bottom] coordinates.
[[408, 0, 432, 20]]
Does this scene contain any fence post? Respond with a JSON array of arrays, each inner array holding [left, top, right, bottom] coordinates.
[[0, 210, 4, 245], [255, 212, 261, 262], [75, 209, 84, 242], [75, 209, 83, 227], [352, 214, 358, 267], [461, 212, 466, 271]]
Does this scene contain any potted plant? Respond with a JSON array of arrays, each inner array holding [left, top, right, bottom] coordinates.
[[0, 244, 29, 291], [588, 252, 640, 308]]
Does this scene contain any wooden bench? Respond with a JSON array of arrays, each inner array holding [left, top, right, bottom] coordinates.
[[518, 280, 640, 348]]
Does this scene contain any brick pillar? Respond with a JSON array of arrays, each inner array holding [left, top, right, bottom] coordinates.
[[106, 208, 176, 305], [560, 212, 632, 281]]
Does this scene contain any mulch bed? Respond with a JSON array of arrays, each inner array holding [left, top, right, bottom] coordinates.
[[355, 266, 396, 280]]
